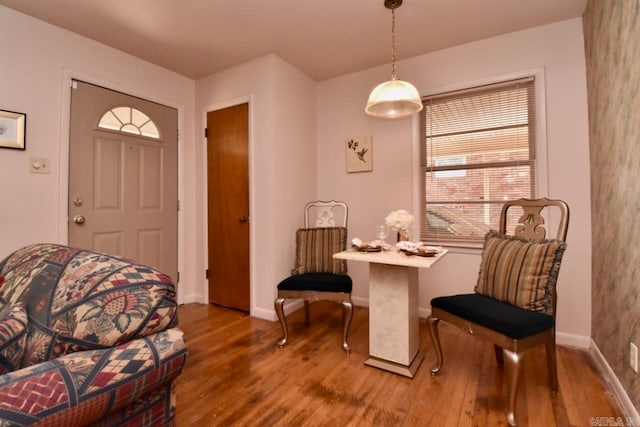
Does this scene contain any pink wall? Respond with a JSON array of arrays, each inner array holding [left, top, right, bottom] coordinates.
[[195, 55, 317, 318], [316, 18, 592, 342], [0, 4, 593, 341], [0, 6, 196, 303]]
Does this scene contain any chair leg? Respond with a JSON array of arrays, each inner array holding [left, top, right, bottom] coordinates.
[[427, 316, 443, 376], [341, 300, 353, 353], [545, 331, 559, 392], [274, 297, 288, 347], [304, 300, 311, 326], [494, 344, 505, 365], [503, 349, 524, 427]]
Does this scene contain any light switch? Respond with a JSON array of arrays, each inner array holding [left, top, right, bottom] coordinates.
[[30, 157, 51, 174]]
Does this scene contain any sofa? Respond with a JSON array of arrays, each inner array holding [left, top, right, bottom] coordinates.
[[0, 243, 187, 426]]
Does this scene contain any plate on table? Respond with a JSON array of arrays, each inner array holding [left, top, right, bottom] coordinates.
[[352, 244, 382, 252], [401, 249, 439, 257]]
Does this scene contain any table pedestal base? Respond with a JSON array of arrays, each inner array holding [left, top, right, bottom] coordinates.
[[332, 248, 447, 379], [365, 350, 424, 378], [368, 263, 420, 377]]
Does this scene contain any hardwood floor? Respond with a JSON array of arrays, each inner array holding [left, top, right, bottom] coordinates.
[[175, 302, 622, 426]]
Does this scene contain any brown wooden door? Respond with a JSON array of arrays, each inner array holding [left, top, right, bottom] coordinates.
[[69, 80, 178, 280], [206, 103, 250, 311]]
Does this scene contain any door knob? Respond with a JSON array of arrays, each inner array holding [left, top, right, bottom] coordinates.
[[239, 216, 248, 223], [73, 215, 86, 225]]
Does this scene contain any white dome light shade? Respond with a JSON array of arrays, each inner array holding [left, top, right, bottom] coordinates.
[[365, 78, 424, 118]]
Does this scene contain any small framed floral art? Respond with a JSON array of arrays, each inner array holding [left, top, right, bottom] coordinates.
[[345, 135, 372, 173]]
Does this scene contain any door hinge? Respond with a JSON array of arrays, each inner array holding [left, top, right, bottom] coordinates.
[[205, 269, 209, 279], [176, 271, 180, 283], [177, 200, 180, 212], [204, 128, 208, 138]]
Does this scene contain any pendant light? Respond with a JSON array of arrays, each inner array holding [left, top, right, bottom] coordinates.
[[365, 0, 423, 119]]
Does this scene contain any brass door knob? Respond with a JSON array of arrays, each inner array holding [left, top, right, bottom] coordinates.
[[73, 215, 86, 224]]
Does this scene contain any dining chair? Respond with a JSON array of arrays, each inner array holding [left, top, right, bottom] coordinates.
[[427, 198, 569, 426], [274, 200, 353, 352]]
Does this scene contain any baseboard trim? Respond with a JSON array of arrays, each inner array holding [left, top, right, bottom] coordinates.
[[251, 306, 277, 321], [352, 296, 369, 307], [181, 293, 204, 304], [228, 299, 598, 357], [590, 339, 640, 420], [556, 331, 591, 348]]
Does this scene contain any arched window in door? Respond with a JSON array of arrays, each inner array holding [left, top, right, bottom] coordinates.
[[98, 106, 161, 139]]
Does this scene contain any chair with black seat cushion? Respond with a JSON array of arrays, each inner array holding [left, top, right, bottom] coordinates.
[[275, 200, 353, 352], [427, 198, 569, 426]]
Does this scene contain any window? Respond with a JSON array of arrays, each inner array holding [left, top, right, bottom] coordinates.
[[98, 106, 160, 139], [420, 77, 535, 242], [435, 156, 467, 179]]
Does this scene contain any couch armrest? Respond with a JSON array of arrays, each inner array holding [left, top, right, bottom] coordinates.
[[0, 328, 186, 426]]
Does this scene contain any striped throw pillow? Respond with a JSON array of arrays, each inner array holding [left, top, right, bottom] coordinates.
[[474, 230, 567, 315], [293, 227, 347, 275]]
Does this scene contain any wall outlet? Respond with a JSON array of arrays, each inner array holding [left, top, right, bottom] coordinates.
[[631, 342, 638, 373]]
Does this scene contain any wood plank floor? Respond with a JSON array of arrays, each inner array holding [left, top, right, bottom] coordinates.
[[175, 302, 622, 426]]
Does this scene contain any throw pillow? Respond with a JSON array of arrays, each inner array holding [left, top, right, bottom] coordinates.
[[293, 227, 347, 275], [474, 230, 567, 315], [0, 303, 28, 374]]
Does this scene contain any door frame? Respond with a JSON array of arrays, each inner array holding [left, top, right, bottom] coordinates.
[[201, 96, 255, 315], [58, 70, 185, 303]]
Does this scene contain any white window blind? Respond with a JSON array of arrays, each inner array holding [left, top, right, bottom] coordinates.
[[421, 77, 535, 242]]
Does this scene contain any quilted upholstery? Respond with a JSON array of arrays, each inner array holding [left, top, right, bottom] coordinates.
[[0, 303, 28, 374], [0, 243, 187, 426], [0, 244, 178, 367]]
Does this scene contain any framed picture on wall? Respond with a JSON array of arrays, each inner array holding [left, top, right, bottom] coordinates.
[[345, 135, 372, 173], [0, 110, 27, 150]]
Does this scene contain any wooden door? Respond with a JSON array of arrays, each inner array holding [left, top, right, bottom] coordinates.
[[69, 80, 178, 280], [206, 103, 250, 311]]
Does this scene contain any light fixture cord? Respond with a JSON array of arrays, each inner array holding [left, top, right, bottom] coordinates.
[[391, 7, 397, 79]]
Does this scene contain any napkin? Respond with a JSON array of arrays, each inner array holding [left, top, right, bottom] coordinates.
[[351, 238, 382, 250]]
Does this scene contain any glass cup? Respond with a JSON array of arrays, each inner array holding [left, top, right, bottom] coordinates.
[[376, 225, 388, 248]]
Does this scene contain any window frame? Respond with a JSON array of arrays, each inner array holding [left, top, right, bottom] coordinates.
[[414, 69, 548, 249], [97, 106, 163, 141]]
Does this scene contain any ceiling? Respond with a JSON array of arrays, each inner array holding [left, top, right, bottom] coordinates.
[[0, 0, 587, 81]]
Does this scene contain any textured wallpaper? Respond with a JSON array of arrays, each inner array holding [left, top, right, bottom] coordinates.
[[583, 0, 640, 409]]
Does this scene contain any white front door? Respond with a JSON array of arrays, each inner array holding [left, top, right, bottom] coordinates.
[[68, 80, 178, 280]]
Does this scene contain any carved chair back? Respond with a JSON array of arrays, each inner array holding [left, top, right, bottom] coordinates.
[[304, 200, 348, 228]]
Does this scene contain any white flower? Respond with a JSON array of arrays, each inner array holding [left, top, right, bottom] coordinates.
[[385, 209, 414, 231]]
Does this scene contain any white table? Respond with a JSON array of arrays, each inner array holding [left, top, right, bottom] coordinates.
[[333, 248, 447, 378]]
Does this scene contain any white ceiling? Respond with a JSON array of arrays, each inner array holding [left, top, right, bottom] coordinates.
[[0, 0, 587, 81]]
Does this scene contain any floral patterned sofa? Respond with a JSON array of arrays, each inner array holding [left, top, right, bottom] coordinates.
[[0, 243, 187, 426]]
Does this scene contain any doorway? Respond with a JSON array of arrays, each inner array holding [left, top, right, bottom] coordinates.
[[206, 103, 250, 312], [68, 80, 178, 280]]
